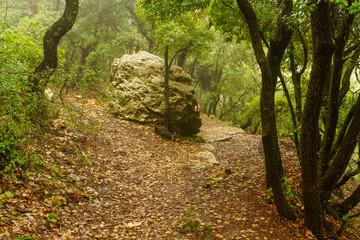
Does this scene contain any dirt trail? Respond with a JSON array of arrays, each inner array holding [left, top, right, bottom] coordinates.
[[0, 93, 311, 240]]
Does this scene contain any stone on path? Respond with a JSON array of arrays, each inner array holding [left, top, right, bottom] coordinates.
[[109, 51, 201, 135], [195, 150, 219, 165], [199, 115, 244, 143]]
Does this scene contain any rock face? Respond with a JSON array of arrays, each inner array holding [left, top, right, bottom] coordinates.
[[109, 51, 201, 135]]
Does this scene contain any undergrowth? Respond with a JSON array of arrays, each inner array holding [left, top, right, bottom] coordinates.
[[179, 206, 213, 238]]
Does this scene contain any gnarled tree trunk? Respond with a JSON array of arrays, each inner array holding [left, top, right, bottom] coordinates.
[[236, 0, 296, 220], [30, 0, 79, 93]]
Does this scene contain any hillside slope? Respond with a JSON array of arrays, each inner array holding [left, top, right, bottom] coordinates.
[[0, 90, 357, 239]]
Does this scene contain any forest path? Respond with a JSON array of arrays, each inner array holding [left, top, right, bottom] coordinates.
[[0, 91, 310, 240]]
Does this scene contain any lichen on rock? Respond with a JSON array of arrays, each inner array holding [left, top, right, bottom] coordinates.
[[109, 51, 201, 135]]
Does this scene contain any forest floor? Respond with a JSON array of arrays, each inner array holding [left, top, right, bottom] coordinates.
[[0, 89, 359, 240]]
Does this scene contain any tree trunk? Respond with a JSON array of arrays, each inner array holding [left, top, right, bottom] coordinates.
[[320, 96, 360, 196], [330, 102, 357, 157], [2, 0, 11, 32], [251, 121, 260, 134], [177, 50, 187, 69], [77, 42, 97, 81], [319, 12, 355, 175], [339, 49, 359, 103], [300, 2, 335, 238], [236, 0, 296, 220], [279, 72, 300, 157], [337, 184, 360, 217], [30, 0, 79, 93], [164, 46, 170, 129], [240, 118, 252, 130], [188, 56, 198, 78], [212, 97, 219, 117], [207, 102, 213, 116], [289, 33, 308, 126]]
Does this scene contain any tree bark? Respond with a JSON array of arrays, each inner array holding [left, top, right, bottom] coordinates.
[[330, 102, 356, 158], [240, 118, 252, 130], [300, 1, 335, 238], [336, 184, 360, 217], [30, 0, 79, 93], [289, 29, 308, 126], [177, 50, 187, 69], [319, 10, 355, 175], [236, 0, 296, 220], [77, 42, 98, 80], [339, 48, 360, 103], [279, 72, 299, 157], [320, 96, 360, 195], [164, 46, 170, 129]]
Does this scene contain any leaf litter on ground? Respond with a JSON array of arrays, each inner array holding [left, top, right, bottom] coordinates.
[[0, 89, 359, 240]]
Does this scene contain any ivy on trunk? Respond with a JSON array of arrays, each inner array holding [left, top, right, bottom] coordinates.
[[30, 0, 79, 93]]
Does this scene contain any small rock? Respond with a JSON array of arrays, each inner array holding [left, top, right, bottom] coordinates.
[[45, 88, 53, 100], [196, 151, 219, 165], [127, 221, 142, 228], [202, 144, 215, 151]]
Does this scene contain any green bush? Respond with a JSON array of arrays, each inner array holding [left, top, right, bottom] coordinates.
[[0, 72, 52, 170], [0, 12, 59, 171]]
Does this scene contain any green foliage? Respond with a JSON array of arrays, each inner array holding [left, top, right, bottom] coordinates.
[[307, 0, 360, 14], [184, 136, 195, 143], [82, 154, 93, 166], [263, 187, 273, 204], [0, 191, 14, 206], [47, 212, 58, 222], [281, 178, 297, 210], [193, 35, 261, 132], [202, 179, 213, 188], [0, 9, 61, 171], [14, 234, 36, 240], [209, 0, 280, 42], [62, 0, 148, 80], [137, 0, 213, 59], [0, 74, 51, 170], [136, 0, 209, 21], [328, 0, 360, 14], [195, 134, 207, 143], [155, 12, 212, 52], [87, 194, 94, 202], [178, 206, 213, 237]]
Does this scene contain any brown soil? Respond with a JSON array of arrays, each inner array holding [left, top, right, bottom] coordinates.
[[0, 91, 359, 240]]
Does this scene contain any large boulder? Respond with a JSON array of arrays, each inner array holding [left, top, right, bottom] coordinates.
[[108, 51, 201, 135]]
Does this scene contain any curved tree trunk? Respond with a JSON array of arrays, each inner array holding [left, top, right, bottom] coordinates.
[[240, 118, 252, 130], [337, 184, 360, 217], [30, 0, 79, 93], [236, 0, 296, 220], [177, 50, 187, 69]]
